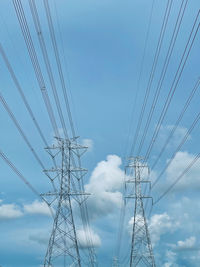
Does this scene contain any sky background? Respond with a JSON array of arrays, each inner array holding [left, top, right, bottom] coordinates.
[[0, 0, 200, 266]]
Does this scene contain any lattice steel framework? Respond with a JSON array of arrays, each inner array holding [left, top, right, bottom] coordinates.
[[126, 157, 155, 267], [43, 137, 90, 267]]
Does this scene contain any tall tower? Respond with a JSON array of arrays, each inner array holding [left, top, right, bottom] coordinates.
[[125, 157, 155, 267], [42, 137, 90, 267]]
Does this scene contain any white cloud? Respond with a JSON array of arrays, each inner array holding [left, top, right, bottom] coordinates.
[[149, 213, 179, 247], [24, 200, 51, 216], [163, 237, 199, 266], [0, 203, 23, 219], [169, 236, 199, 252], [85, 155, 124, 219], [176, 236, 196, 251], [149, 195, 200, 266], [87, 190, 122, 219], [77, 228, 101, 249], [127, 212, 179, 248], [86, 155, 123, 192]]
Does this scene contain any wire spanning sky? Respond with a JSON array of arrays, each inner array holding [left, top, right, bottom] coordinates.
[[0, 0, 200, 266]]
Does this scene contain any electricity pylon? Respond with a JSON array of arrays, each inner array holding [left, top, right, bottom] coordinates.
[[42, 137, 90, 267], [125, 157, 155, 267]]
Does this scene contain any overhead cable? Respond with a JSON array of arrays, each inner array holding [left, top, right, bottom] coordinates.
[[29, 0, 69, 139], [154, 153, 200, 205], [144, 10, 200, 163], [13, 0, 60, 137], [137, 0, 188, 155], [151, 76, 200, 170], [43, 0, 76, 137], [152, 106, 200, 188], [129, 0, 173, 157], [0, 92, 45, 170]]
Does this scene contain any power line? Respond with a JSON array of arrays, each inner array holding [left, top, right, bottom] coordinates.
[[152, 105, 200, 188], [116, 0, 156, 262], [154, 153, 200, 205], [0, 42, 60, 191], [28, 0, 69, 139], [136, 0, 188, 156], [13, 0, 60, 138], [0, 91, 45, 170], [123, 0, 155, 162], [144, 10, 200, 163], [0, 43, 48, 148], [43, 0, 76, 138], [0, 148, 49, 206], [28, 2, 97, 264], [151, 76, 200, 170], [129, 0, 173, 157]]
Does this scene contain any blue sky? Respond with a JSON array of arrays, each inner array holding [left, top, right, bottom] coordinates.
[[0, 0, 200, 266]]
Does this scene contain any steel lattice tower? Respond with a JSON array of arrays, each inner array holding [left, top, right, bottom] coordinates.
[[42, 137, 90, 267], [126, 157, 155, 267]]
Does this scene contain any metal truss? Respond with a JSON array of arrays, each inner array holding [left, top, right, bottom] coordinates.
[[125, 157, 156, 267], [43, 137, 90, 267]]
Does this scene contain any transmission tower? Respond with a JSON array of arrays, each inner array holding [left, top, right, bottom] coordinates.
[[42, 137, 90, 267], [125, 157, 155, 267]]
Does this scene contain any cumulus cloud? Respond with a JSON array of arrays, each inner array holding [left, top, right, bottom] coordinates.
[[0, 203, 23, 219], [149, 213, 179, 247], [23, 200, 51, 216], [176, 236, 196, 251], [166, 151, 200, 191], [170, 236, 199, 252], [86, 155, 123, 191], [148, 195, 200, 266], [163, 237, 200, 266], [85, 155, 124, 219], [127, 212, 179, 248], [77, 228, 101, 249]]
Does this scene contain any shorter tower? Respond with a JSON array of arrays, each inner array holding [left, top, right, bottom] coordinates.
[[125, 157, 155, 267]]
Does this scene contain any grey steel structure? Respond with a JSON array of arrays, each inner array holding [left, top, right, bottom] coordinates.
[[42, 137, 90, 267], [126, 157, 155, 267]]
